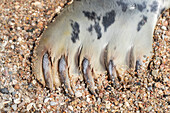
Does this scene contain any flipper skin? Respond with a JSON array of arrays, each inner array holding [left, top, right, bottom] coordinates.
[[33, 0, 170, 95]]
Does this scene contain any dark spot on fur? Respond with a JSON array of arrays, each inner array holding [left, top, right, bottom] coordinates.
[[87, 23, 102, 39], [94, 22, 102, 39], [137, 16, 148, 32], [88, 24, 93, 32], [102, 10, 116, 32], [150, 1, 159, 13], [116, 0, 128, 12], [70, 20, 80, 43], [83, 11, 102, 39], [137, 2, 146, 12], [82, 11, 100, 21]]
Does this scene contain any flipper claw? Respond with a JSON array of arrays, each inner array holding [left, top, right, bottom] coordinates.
[[59, 56, 74, 97], [82, 58, 97, 96]]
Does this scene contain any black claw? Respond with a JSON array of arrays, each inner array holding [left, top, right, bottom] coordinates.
[[135, 60, 141, 77], [59, 56, 74, 97], [82, 58, 97, 96], [42, 52, 53, 89], [108, 60, 117, 88]]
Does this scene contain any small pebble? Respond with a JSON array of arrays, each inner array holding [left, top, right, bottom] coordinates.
[[105, 101, 110, 109], [38, 104, 42, 108], [86, 96, 90, 103], [147, 106, 152, 111], [9, 87, 15, 93], [163, 20, 168, 26], [125, 101, 130, 107], [55, 6, 62, 13], [0, 102, 4, 109], [32, 80, 37, 85], [12, 104, 17, 111], [68, 105, 73, 111], [27, 103, 33, 111], [50, 101, 57, 106], [14, 84, 20, 90], [0, 87, 9, 94], [155, 82, 163, 89], [59, 2, 64, 7], [75, 91, 82, 97], [32, 1, 43, 9], [161, 26, 167, 30], [11, 45, 14, 49], [47, 105, 51, 109], [25, 96, 31, 103], [12, 80, 18, 85], [44, 98, 52, 103], [14, 98, 21, 104]]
